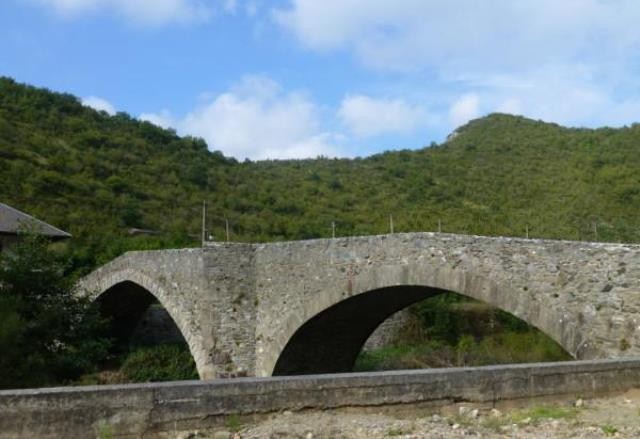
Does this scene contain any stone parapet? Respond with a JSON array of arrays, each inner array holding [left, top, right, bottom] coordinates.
[[2, 359, 640, 438]]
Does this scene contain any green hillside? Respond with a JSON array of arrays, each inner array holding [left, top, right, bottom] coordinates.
[[2, 76, 640, 275]]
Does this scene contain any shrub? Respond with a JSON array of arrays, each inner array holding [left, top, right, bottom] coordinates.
[[0, 234, 110, 389], [356, 293, 571, 372], [119, 344, 198, 382]]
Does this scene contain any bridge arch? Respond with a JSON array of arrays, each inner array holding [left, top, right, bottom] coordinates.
[[83, 268, 208, 378], [266, 263, 597, 376]]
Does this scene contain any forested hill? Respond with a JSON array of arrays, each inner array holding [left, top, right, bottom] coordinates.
[[2, 76, 640, 274]]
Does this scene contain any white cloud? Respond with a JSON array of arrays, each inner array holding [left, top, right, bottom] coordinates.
[[274, 0, 640, 74], [222, 0, 237, 14], [338, 95, 426, 137], [449, 94, 480, 128], [141, 75, 343, 160], [495, 98, 522, 116], [458, 64, 639, 129], [275, 0, 640, 132], [82, 96, 116, 115], [34, 0, 212, 25], [245, 1, 258, 17], [140, 110, 175, 129], [36, 0, 98, 15]]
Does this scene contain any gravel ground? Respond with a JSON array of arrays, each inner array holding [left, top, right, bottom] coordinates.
[[167, 389, 640, 439]]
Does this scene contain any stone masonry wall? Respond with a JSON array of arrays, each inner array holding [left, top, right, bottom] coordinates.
[[202, 243, 257, 377], [253, 233, 640, 376], [82, 232, 640, 379]]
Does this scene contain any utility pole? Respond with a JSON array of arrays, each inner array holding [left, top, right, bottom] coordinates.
[[526, 224, 529, 239], [332, 221, 336, 238], [594, 222, 598, 241], [225, 217, 230, 242], [201, 200, 206, 246], [438, 219, 442, 233], [389, 214, 394, 234]]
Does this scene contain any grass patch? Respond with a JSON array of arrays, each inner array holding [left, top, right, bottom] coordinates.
[[96, 422, 114, 439], [355, 344, 439, 371], [225, 414, 243, 432], [601, 424, 618, 436], [449, 414, 477, 428], [512, 405, 579, 423], [387, 426, 413, 436], [481, 416, 509, 432], [356, 330, 570, 371], [479, 404, 579, 431]]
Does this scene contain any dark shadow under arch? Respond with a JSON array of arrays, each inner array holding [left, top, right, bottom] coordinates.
[[97, 281, 186, 352], [272, 285, 572, 376], [273, 285, 446, 375]]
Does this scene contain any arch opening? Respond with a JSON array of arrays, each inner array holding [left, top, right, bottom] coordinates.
[[95, 280, 198, 382], [272, 285, 572, 376], [272, 286, 443, 375]]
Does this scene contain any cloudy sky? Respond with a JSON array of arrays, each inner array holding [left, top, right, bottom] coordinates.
[[2, 0, 640, 160]]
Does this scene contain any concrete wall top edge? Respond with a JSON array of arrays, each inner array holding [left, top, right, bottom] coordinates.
[[3, 358, 640, 397]]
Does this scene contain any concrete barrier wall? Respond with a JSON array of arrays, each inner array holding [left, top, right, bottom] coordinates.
[[2, 359, 640, 438]]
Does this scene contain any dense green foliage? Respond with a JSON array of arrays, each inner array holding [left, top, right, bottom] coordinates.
[[77, 343, 198, 385], [355, 293, 571, 371], [413, 293, 530, 344], [3, 77, 640, 276], [118, 344, 198, 382], [0, 235, 110, 388]]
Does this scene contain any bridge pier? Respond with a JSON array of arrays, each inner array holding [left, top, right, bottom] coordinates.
[[80, 245, 258, 379]]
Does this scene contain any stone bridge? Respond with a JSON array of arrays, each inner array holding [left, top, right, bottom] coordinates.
[[80, 232, 640, 379]]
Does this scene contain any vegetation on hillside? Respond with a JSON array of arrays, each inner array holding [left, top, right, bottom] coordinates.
[[3, 77, 640, 276]]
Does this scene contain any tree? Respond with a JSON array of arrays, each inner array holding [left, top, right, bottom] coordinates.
[[0, 235, 110, 389]]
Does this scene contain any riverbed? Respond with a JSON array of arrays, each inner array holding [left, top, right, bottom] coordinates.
[[162, 388, 640, 438]]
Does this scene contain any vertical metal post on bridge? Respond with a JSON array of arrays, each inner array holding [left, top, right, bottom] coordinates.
[[201, 200, 207, 246]]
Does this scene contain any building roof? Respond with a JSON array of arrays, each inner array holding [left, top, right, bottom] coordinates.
[[0, 202, 71, 239]]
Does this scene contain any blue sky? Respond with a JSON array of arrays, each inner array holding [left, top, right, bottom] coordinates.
[[2, 0, 640, 160]]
